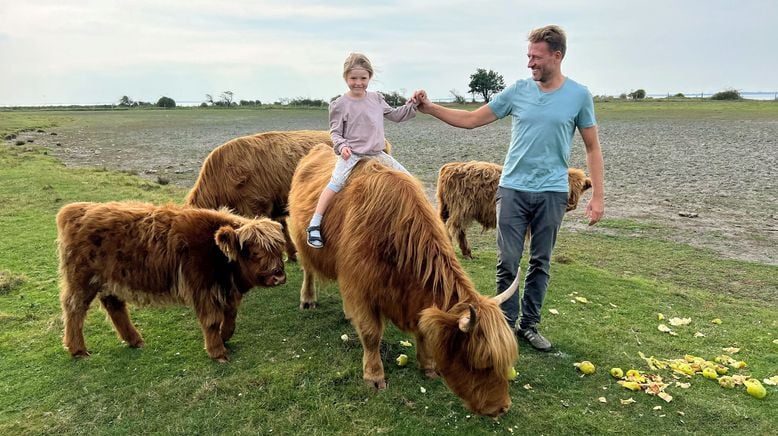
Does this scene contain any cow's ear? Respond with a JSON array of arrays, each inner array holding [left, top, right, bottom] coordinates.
[[419, 307, 456, 339], [583, 177, 592, 191], [215, 225, 239, 262], [458, 304, 477, 333]]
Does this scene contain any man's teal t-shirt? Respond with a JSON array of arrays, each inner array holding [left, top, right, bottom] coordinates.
[[487, 78, 596, 192]]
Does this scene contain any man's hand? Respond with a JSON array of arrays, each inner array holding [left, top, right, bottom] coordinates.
[[411, 89, 429, 113], [341, 146, 352, 160], [584, 197, 604, 225]]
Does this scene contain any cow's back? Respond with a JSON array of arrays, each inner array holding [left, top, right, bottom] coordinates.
[[289, 144, 466, 329], [57, 202, 229, 304], [185, 130, 333, 216]]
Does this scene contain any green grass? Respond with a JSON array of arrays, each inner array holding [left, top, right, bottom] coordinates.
[[441, 98, 778, 120], [0, 112, 76, 137], [1, 112, 777, 435], [594, 99, 778, 120]]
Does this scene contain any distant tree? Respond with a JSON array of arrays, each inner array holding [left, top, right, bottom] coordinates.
[[199, 102, 209, 107], [289, 97, 326, 107], [449, 89, 466, 104], [219, 91, 234, 107], [204, 94, 214, 106], [674, 93, 685, 98], [118, 95, 134, 107], [628, 89, 646, 99], [381, 91, 407, 107], [619, 93, 627, 100], [468, 68, 505, 103], [711, 89, 741, 100], [156, 96, 176, 108]]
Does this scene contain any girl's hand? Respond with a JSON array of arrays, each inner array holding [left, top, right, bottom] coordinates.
[[411, 89, 428, 111], [341, 146, 352, 160]]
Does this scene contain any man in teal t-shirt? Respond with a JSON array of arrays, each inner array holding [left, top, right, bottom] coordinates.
[[415, 25, 605, 351]]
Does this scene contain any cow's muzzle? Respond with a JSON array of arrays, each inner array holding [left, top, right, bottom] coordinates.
[[262, 268, 286, 286]]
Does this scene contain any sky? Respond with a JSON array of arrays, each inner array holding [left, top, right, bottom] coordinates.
[[1, 0, 776, 106]]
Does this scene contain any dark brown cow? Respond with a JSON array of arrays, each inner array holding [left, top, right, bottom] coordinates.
[[186, 130, 391, 262], [437, 161, 592, 259], [288, 145, 519, 417], [57, 201, 286, 362]]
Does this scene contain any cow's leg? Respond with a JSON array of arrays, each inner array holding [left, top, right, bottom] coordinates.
[[414, 333, 438, 379], [448, 220, 473, 260], [195, 302, 228, 362], [299, 267, 317, 309], [351, 306, 386, 389], [99, 295, 144, 348], [454, 226, 472, 259], [220, 293, 242, 343], [60, 276, 98, 357], [276, 215, 297, 263], [341, 299, 352, 321]]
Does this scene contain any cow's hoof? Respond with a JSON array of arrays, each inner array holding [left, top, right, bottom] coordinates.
[[211, 352, 229, 363], [300, 301, 318, 310], [423, 368, 440, 379], [364, 378, 387, 390], [208, 347, 230, 363], [463, 253, 474, 260], [70, 349, 90, 358], [128, 339, 145, 348]]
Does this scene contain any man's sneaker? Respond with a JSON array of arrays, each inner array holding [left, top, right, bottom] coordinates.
[[517, 326, 552, 351]]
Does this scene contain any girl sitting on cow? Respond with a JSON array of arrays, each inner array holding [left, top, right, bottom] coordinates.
[[307, 52, 418, 248]]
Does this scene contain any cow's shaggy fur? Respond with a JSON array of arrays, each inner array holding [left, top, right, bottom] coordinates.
[[186, 130, 391, 262], [437, 161, 592, 259], [288, 145, 518, 417], [57, 201, 286, 362]]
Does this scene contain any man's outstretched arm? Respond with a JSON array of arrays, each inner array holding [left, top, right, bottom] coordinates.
[[412, 90, 497, 129]]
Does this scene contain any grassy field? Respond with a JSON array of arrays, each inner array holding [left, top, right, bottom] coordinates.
[[1, 103, 776, 434]]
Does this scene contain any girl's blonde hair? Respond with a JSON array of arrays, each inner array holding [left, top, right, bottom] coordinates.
[[342, 53, 374, 78]]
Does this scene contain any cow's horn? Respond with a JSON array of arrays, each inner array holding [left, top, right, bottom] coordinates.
[[458, 304, 477, 333], [492, 268, 521, 305]]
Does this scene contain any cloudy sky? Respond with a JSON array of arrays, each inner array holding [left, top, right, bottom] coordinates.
[[1, 0, 776, 105]]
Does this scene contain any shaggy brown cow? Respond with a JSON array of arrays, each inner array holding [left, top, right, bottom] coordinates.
[[57, 201, 286, 362], [437, 161, 592, 259], [185, 130, 391, 262], [288, 144, 519, 417]]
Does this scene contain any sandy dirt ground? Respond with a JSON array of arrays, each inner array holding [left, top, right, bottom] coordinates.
[[11, 110, 778, 265]]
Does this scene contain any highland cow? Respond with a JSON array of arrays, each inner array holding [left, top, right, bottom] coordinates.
[[437, 161, 592, 259], [57, 201, 286, 362], [288, 145, 519, 417], [186, 130, 391, 262]]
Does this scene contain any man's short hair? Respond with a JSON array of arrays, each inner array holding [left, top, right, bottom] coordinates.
[[528, 25, 567, 58]]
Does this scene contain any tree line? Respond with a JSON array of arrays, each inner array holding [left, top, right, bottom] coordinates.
[[117, 70, 750, 109]]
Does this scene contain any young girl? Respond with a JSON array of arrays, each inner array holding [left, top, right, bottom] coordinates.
[[306, 53, 417, 248]]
